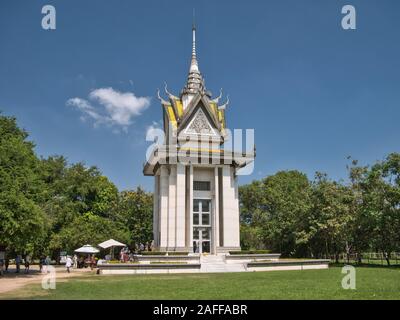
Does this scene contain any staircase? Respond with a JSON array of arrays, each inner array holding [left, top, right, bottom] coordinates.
[[200, 255, 247, 273]]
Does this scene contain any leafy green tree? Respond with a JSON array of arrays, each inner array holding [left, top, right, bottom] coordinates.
[[49, 212, 130, 254], [306, 172, 353, 260], [346, 158, 372, 262], [362, 153, 400, 265], [250, 171, 312, 256], [0, 114, 47, 255], [38, 157, 120, 257], [115, 188, 153, 250]]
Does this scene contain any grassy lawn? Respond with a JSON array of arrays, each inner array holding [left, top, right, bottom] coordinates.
[[2, 266, 400, 300]]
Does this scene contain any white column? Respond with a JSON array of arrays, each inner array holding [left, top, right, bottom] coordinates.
[[168, 165, 177, 250], [222, 166, 240, 248], [176, 164, 186, 249], [189, 164, 194, 252], [159, 166, 169, 250], [214, 166, 220, 253], [153, 174, 160, 247]]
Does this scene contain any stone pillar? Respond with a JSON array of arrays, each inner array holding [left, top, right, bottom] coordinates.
[[159, 166, 169, 251], [168, 165, 177, 250], [213, 166, 220, 254], [221, 166, 241, 250], [188, 164, 194, 252], [153, 174, 160, 247], [175, 163, 186, 250]]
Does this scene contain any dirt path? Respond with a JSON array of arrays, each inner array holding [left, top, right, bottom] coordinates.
[[0, 265, 95, 296]]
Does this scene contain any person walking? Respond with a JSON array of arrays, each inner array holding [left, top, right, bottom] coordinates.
[[24, 255, 31, 274], [65, 255, 73, 273]]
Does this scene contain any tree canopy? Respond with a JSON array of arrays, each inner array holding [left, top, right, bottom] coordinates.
[[239, 154, 400, 264], [0, 113, 153, 258]]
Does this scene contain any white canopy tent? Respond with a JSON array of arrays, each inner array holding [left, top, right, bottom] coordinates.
[[74, 244, 100, 254], [98, 239, 126, 260]]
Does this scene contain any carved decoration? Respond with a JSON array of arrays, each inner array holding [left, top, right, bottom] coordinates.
[[186, 108, 215, 135]]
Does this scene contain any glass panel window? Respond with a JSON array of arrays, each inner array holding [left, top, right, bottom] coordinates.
[[194, 181, 211, 191], [202, 241, 210, 253], [202, 229, 210, 240], [193, 214, 199, 225], [193, 229, 199, 240], [202, 214, 210, 226], [193, 200, 200, 212], [201, 200, 210, 212]]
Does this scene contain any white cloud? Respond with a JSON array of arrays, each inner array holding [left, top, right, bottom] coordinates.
[[145, 121, 164, 144], [146, 121, 161, 137], [67, 87, 151, 132]]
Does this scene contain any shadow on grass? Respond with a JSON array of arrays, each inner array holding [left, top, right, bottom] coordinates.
[[329, 262, 400, 270]]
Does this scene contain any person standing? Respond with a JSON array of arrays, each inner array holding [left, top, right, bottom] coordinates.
[[73, 254, 78, 269], [65, 256, 73, 273], [0, 251, 4, 276], [5, 257, 9, 273], [43, 256, 50, 273], [15, 255, 21, 273], [39, 256, 44, 273], [90, 255, 96, 270]]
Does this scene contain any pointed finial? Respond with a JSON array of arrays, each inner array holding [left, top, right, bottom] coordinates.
[[218, 95, 230, 110], [156, 88, 168, 105], [164, 82, 177, 99], [212, 88, 223, 103]]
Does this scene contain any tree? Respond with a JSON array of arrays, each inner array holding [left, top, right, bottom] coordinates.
[[246, 171, 312, 256], [307, 172, 353, 260], [115, 188, 153, 250], [0, 114, 47, 255], [362, 154, 400, 265], [49, 212, 130, 254], [38, 157, 120, 257]]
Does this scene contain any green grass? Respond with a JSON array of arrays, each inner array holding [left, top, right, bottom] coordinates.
[[2, 266, 400, 300]]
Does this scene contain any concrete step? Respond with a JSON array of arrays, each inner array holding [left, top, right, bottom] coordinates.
[[200, 255, 247, 273]]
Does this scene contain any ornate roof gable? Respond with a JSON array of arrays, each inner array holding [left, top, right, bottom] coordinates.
[[178, 93, 220, 133], [184, 108, 217, 136]]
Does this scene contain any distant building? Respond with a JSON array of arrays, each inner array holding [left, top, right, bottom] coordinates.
[[143, 24, 254, 254]]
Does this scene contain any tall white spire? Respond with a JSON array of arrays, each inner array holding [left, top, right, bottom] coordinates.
[[190, 11, 199, 73], [182, 11, 206, 98]]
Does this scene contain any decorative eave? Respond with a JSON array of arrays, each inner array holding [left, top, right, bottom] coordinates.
[[143, 145, 255, 176]]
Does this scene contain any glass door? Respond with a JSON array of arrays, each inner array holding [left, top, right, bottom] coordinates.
[[193, 199, 211, 254]]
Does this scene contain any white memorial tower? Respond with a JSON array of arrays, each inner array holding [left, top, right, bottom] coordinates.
[[143, 23, 254, 254]]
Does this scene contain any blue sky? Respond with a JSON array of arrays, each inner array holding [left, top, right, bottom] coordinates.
[[1, 0, 399, 191]]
